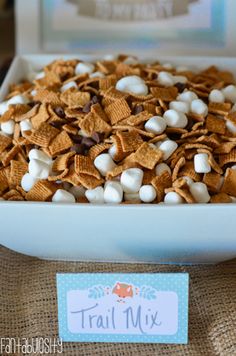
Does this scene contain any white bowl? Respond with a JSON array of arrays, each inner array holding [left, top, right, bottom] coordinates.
[[0, 54, 236, 264]]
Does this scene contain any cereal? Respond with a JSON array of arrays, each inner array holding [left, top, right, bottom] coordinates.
[[1, 56, 236, 204], [49, 131, 73, 156], [221, 168, 236, 197], [134, 142, 163, 169]]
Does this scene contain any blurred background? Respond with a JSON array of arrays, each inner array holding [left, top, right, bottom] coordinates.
[[0, 0, 235, 84], [0, 0, 14, 83]]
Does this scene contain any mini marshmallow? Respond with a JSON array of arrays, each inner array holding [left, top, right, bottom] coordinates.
[[144, 116, 167, 134], [163, 109, 188, 128], [169, 100, 190, 114], [69, 185, 86, 199], [226, 120, 236, 134], [120, 168, 144, 193], [157, 71, 174, 86], [209, 89, 225, 103], [108, 145, 117, 159], [1, 120, 15, 135], [115, 75, 148, 96], [177, 90, 198, 103], [155, 163, 171, 176], [104, 181, 123, 204], [158, 140, 178, 160], [31, 89, 37, 97], [124, 192, 140, 202], [89, 71, 105, 78], [231, 165, 236, 170], [75, 62, 95, 75], [173, 75, 188, 84], [190, 182, 210, 203], [60, 81, 77, 93], [164, 192, 184, 204], [139, 185, 157, 203], [94, 153, 116, 176], [28, 159, 51, 179], [20, 119, 33, 133], [194, 153, 211, 173], [0, 101, 8, 115], [222, 85, 236, 103], [21, 173, 38, 192], [85, 186, 104, 204], [7, 94, 29, 106], [52, 189, 76, 203], [190, 99, 208, 117], [28, 149, 52, 165]]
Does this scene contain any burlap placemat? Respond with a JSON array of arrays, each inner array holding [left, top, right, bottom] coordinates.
[[0, 245, 235, 356]]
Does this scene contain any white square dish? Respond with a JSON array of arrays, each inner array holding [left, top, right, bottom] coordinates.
[[0, 54, 236, 264]]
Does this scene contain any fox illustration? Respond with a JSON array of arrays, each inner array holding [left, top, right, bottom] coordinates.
[[112, 282, 133, 303]]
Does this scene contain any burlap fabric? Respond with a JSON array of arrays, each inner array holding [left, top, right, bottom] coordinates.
[[0, 245, 235, 356]]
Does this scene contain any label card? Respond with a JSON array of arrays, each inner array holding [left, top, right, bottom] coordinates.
[[57, 273, 189, 344]]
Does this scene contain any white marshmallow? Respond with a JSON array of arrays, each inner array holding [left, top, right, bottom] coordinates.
[[194, 153, 211, 173], [31, 89, 37, 97], [139, 185, 157, 203], [7, 94, 29, 106], [89, 71, 105, 78], [231, 165, 236, 170], [164, 109, 188, 128], [173, 75, 188, 84], [158, 140, 178, 160], [115, 75, 148, 96], [144, 116, 167, 134], [169, 100, 190, 114], [209, 89, 225, 103], [190, 99, 208, 117], [120, 168, 144, 193], [177, 90, 198, 103], [190, 182, 210, 203], [155, 163, 171, 176], [108, 145, 117, 159], [1, 120, 15, 135], [28, 149, 52, 165], [75, 62, 95, 75], [85, 186, 104, 204], [28, 159, 51, 179], [104, 181, 123, 204], [94, 153, 116, 176], [157, 71, 174, 86], [69, 185, 86, 199], [0, 101, 8, 115], [20, 119, 33, 133], [222, 85, 236, 103], [164, 192, 184, 204], [60, 81, 77, 93], [226, 120, 236, 134], [52, 189, 76, 203], [21, 173, 38, 192], [124, 192, 140, 202]]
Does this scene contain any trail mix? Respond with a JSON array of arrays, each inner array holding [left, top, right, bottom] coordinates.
[[0, 55, 236, 204]]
